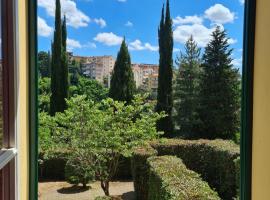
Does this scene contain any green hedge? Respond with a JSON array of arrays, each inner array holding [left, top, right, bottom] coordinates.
[[151, 139, 240, 200], [147, 156, 220, 200], [131, 145, 157, 200]]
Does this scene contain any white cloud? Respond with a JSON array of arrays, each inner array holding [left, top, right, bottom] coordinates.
[[173, 15, 203, 25], [38, 16, 53, 37], [93, 18, 107, 28], [228, 38, 237, 45], [117, 0, 127, 2], [94, 32, 123, 46], [239, 0, 245, 5], [204, 4, 235, 24], [174, 24, 217, 47], [125, 21, 133, 27], [38, 0, 90, 28], [129, 40, 158, 51], [67, 38, 82, 50], [232, 57, 242, 67], [83, 42, 97, 49]]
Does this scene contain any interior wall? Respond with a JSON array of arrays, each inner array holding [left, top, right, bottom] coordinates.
[[17, 0, 29, 199], [252, 0, 270, 199]]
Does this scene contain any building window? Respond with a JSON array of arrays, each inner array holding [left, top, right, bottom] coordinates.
[[0, 0, 17, 199]]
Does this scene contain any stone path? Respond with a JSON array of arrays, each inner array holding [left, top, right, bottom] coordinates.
[[39, 181, 135, 200]]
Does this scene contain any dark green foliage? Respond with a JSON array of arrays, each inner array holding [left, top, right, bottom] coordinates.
[[174, 36, 201, 137], [147, 156, 220, 200], [70, 77, 108, 102], [131, 145, 157, 200], [69, 62, 81, 86], [109, 40, 136, 103], [50, 0, 69, 115], [234, 157, 240, 199], [151, 139, 240, 200], [156, 0, 174, 136], [38, 51, 51, 77], [198, 26, 241, 139], [39, 78, 51, 112]]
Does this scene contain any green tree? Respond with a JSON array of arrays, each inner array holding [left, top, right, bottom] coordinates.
[[39, 77, 51, 112], [38, 51, 51, 77], [109, 39, 136, 103], [50, 0, 69, 115], [198, 26, 240, 139], [156, 0, 174, 136], [54, 95, 164, 195], [174, 36, 201, 138]]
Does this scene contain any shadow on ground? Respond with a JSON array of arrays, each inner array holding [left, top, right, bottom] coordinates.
[[122, 191, 135, 200], [57, 185, 91, 194]]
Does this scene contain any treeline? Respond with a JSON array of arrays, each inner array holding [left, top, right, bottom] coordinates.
[[38, 0, 240, 141]]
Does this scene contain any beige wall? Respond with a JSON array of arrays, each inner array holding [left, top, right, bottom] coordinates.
[[252, 0, 270, 199], [17, 0, 29, 199]]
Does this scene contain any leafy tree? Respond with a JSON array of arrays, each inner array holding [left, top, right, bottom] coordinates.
[[174, 36, 201, 138], [156, 0, 174, 136], [54, 95, 165, 195], [70, 77, 108, 102], [198, 26, 240, 139], [109, 39, 136, 103], [50, 0, 69, 115], [69, 61, 81, 86], [39, 78, 51, 112], [38, 51, 51, 77]]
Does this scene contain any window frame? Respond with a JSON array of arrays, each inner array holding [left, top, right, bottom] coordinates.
[[28, 0, 257, 200], [1, 0, 18, 199]]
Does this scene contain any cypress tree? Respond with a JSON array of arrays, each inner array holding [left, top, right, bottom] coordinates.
[[198, 26, 240, 139], [174, 36, 201, 138], [109, 39, 136, 103], [156, 0, 174, 136], [50, 0, 68, 115]]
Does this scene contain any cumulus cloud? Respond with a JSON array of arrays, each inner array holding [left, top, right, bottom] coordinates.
[[67, 38, 82, 50], [204, 4, 235, 24], [174, 24, 217, 47], [239, 0, 245, 5], [173, 15, 203, 25], [94, 32, 123, 46], [232, 57, 242, 67], [228, 38, 237, 45], [93, 18, 107, 28], [38, 16, 53, 37], [129, 40, 158, 51], [38, 0, 90, 28], [125, 21, 133, 27]]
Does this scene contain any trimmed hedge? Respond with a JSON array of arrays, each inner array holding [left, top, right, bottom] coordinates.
[[147, 156, 220, 200], [151, 139, 240, 200], [131, 145, 157, 200]]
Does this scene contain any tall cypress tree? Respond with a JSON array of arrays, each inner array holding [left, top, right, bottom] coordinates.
[[50, 0, 68, 115], [109, 39, 136, 103], [174, 36, 201, 138], [156, 0, 174, 136], [198, 26, 240, 139]]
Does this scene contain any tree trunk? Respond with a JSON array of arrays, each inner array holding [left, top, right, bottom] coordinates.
[[101, 181, 110, 196]]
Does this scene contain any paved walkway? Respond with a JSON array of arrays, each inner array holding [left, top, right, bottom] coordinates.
[[39, 181, 135, 200]]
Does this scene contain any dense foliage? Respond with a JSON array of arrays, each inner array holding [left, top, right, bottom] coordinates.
[[50, 0, 69, 115], [198, 26, 240, 139], [42, 95, 164, 195], [38, 51, 51, 77], [156, 0, 174, 136], [147, 156, 220, 200], [109, 39, 136, 104], [174, 36, 201, 137]]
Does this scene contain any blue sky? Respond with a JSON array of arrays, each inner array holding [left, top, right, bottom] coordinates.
[[38, 0, 244, 67]]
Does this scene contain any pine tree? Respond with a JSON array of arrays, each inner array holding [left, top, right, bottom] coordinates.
[[109, 39, 136, 103], [50, 0, 68, 115], [174, 36, 201, 138], [198, 26, 240, 139], [156, 0, 174, 136]]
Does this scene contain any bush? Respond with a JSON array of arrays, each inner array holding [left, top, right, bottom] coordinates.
[[234, 157, 240, 199], [131, 145, 157, 200], [147, 156, 220, 200], [151, 139, 240, 200]]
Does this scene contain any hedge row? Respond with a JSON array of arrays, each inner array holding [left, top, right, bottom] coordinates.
[[131, 145, 157, 200], [151, 139, 240, 200], [147, 156, 220, 200], [39, 152, 132, 181]]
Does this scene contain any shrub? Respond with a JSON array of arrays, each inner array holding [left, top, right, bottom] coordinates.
[[147, 156, 220, 200], [234, 157, 240, 199], [131, 145, 157, 200], [151, 139, 240, 200]]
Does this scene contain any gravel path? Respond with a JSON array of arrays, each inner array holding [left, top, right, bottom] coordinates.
[[39, 181, 135, 200]]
